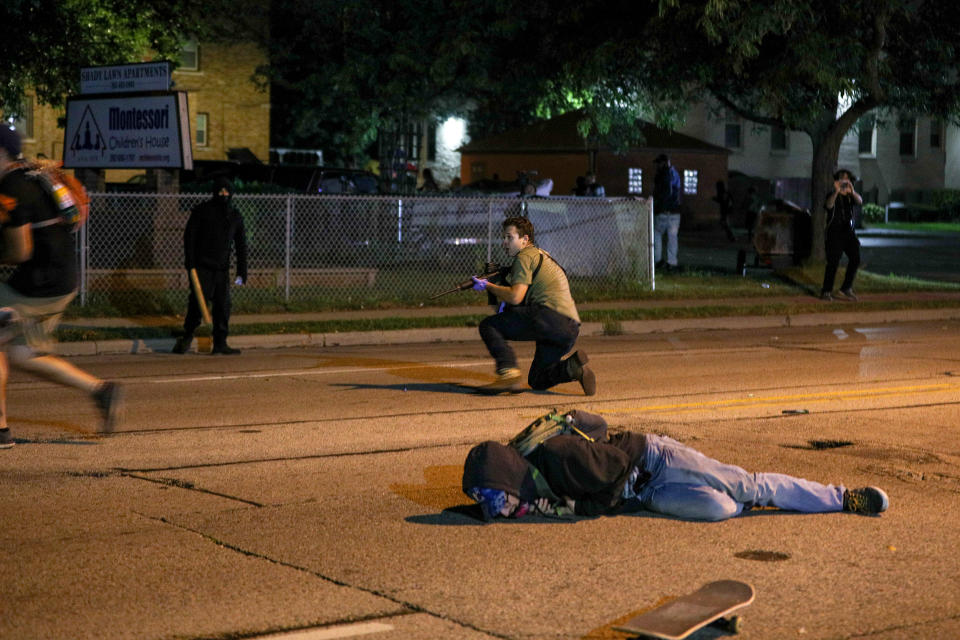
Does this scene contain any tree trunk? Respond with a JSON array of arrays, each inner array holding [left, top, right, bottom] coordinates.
[[807, 132, 844, 263], [805, 99, 875, 264]]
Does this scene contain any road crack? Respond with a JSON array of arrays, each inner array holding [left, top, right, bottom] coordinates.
[[133, 512, 514, 640]]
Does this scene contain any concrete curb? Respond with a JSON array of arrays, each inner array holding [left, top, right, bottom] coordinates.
[[54, 306, 960, 356]]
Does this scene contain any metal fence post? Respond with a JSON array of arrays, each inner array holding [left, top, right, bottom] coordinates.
[[78, 214, 88, 305], [285, 195, 292, 302], [486, 199, 493, 263], [397, 198, 403, 243], [649, 198, 656, 291]]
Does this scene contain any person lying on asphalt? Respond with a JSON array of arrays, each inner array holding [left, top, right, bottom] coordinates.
[[462, 409, 888, 521]]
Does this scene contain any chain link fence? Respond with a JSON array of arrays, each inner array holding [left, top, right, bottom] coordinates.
[[76, 193, 653, 314]]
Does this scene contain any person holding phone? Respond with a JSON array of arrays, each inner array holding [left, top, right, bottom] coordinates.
[[820, 169, 862, 301]]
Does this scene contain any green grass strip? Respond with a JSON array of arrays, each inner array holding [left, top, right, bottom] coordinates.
[[54, 297, 960, 343]]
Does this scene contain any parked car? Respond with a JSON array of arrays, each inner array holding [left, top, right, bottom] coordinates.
[[305, 169, 380, 195]]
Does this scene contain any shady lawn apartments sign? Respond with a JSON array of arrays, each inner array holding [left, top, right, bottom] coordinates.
[[63, 62, 192, 169]]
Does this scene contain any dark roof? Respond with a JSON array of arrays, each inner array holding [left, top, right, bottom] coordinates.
[[460, 110, 729, 155]]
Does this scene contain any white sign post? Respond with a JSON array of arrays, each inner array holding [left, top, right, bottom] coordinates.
[[62, 92, 193, 170]]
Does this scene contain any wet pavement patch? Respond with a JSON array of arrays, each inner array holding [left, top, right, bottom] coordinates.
[[390, 464, 464, 510], [735, 550, 791, 562]]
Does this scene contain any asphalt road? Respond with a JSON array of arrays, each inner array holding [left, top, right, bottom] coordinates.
[[3, 320, 960, 639], [680, 227, 960, 284], [859, 230, 960, 283]]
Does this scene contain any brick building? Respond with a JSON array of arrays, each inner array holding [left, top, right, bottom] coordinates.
[[5, 39, 270, 186], [459, 111, 730, 226]]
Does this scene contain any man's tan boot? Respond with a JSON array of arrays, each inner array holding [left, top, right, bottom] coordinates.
[[476, 367, 523, 395]]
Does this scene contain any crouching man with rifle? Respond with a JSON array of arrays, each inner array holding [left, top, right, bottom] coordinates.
[[468, 216, 596, 395]]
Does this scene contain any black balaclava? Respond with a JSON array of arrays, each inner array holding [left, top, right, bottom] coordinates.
[[213, 177, 233, 204]]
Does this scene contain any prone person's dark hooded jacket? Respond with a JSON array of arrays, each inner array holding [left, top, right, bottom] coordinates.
[[184, 178, 248, 278], [462, 410, 649, 517]]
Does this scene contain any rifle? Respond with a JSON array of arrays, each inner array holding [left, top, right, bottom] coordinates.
[[429, 267, 502, 299]]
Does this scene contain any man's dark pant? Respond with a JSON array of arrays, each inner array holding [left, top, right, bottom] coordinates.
[[184, 267, 231, 345], [821, 227, 861, 293], [478, 305, 580, 390]]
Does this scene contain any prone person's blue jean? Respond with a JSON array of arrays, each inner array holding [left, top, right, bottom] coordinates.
[[637, 434, 845, 521]]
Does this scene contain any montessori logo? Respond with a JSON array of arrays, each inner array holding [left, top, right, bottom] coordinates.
[[69, 105, 106, 157]]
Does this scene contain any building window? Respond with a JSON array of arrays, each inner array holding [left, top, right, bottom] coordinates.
[[683, 169, 698, 195], [627, 168, 642, 194], [470, 162, 485, 182], [724, 122, 742, 149], [196, 113, 209, 147], [898, 116, 917, 157], [770, 125, 788, 152], [8, 95, 34, 139], [930, 118, 943, 149], [858, 115, 876, 157], [179, 39, 200, 71], [426, 121, 437, 162]]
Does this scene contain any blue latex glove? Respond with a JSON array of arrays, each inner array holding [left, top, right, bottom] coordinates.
[[471, 276, 488, 291]]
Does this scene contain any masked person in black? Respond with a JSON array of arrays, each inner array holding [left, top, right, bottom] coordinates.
[[820, 169, 862, 302], [173, 177, 248, 354]]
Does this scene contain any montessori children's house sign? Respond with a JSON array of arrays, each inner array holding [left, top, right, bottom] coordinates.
[[62, 92, 193, 170]]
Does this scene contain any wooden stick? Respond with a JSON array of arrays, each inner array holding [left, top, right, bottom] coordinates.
[[189, 268, 213, 324]]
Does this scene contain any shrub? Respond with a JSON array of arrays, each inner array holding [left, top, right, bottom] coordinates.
[[861, 203, 885, 223]]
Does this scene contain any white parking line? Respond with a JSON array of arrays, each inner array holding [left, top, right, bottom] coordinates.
[[251, 621, 393, 639]]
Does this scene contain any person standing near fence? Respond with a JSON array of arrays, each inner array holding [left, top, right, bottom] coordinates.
[[173, 177, 248, 355], [469, 216, 596, 396], [0, 127, 124, 448], [652, 154, 682, 271]]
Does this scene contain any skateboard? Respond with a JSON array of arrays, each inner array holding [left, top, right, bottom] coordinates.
[[614, 580, 755, 640]]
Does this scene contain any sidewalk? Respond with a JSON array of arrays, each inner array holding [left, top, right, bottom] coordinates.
[[57, 290, 960, 356], [56, 226, 960, 356]]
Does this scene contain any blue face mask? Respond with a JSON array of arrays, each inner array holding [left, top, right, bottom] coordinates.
[[469, 486, 506, 520]]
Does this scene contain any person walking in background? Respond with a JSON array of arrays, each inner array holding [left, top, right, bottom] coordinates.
[[0, 127, 123, 448], [418, 168, 440, 192], [742, 186, 762, 241], [584, 171, 606, 197], [820, 169, 862, 302], [713, 180, 736, 242], [652, 154, 682, 271], [572, 175, 587, 196], [173, 177, 248, 355]]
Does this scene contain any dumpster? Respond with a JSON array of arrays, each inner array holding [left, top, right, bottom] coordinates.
[[749, 199, 812, 268]]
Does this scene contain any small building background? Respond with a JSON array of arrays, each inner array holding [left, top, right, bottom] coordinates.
[[677, 100, 960, 209], [459, 110, 730, 226]]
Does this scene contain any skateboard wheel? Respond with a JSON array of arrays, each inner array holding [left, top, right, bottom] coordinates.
[[724, 615, 742, 633]]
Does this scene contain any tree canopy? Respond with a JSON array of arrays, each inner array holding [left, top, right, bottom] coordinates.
[[513, 0, 960, 259], [0, 0, 227, 117], [670, 0, 960, 258], [261, 0, 557, 162]]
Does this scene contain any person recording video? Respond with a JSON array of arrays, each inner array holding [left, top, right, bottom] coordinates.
[[820, 168, 862, 302]]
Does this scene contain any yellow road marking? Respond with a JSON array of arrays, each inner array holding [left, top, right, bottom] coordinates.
[[599, 382, 960, 414]]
